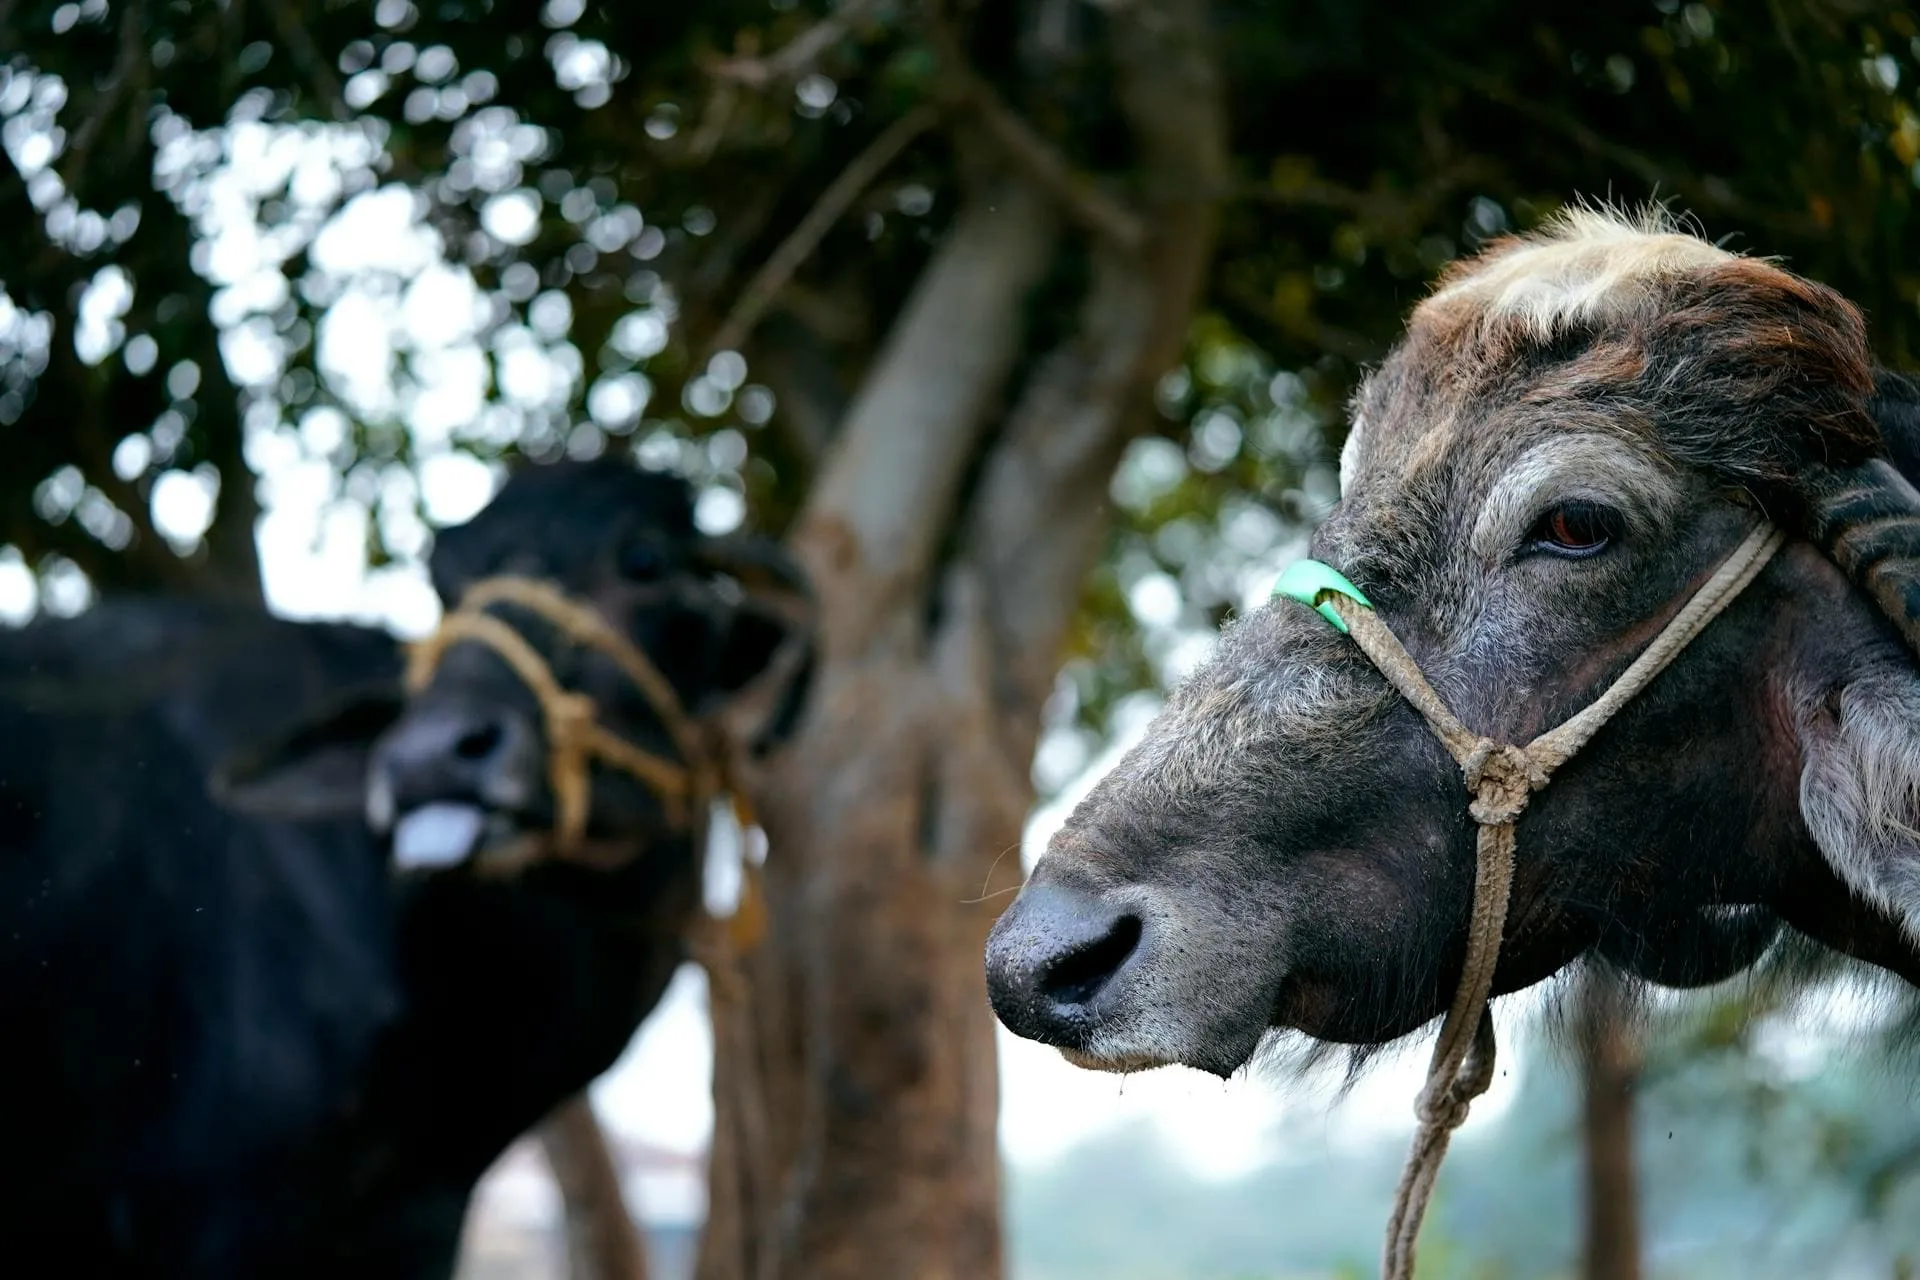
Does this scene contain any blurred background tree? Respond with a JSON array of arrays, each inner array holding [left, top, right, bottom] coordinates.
[[3, 0, 1918, 1276]]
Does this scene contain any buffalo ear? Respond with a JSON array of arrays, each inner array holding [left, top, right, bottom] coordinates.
[[1798, 671, 1920, 939], [210, 685, 404, 822]]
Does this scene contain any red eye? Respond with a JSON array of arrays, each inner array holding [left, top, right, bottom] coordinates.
[[1548, 509, 1598, 546], [1528, 502, 1617, 558]]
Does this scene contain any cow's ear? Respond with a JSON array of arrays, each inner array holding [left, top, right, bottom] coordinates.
[[211, 686, 404, 821], [1799, 670, 1920, 939]]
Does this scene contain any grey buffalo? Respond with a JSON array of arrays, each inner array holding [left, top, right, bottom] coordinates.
[[988, 208, 1920, 1085]]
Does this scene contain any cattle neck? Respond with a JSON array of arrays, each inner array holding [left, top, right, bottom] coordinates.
[[1274, 519, 1786, 1280]]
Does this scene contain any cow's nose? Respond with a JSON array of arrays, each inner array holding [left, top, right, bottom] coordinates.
[[368, 703, 539, 825], [985, 880, 1143, 1047]]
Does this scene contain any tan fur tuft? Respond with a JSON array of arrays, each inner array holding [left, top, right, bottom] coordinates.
[[1421, 203, 1740, 340]]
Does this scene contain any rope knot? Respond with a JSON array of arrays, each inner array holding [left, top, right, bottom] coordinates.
[[548, 689, 598, 750], [1412, 1087, 1474, 1132], [411, 578, 715, 860], [1412, 1010, 1498, 1132], [1461, 739, 1544, 827]]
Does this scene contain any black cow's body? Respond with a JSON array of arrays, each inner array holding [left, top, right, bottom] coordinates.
[[0, 601, 404, 1270], [0, 459, 807, 1276]]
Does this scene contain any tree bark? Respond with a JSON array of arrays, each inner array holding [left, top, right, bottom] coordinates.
[[1576, 971, 1643, 1280], [698, 4, 1226, 1277], [537, 1095, 650, 1280]]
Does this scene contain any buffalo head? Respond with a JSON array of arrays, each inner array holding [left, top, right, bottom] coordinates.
[[988, 208, 1920, 1078]]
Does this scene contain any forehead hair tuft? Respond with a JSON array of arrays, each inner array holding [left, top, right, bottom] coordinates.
[[1421, 203, 1742, 340], [1351, 199, 1880, 503]]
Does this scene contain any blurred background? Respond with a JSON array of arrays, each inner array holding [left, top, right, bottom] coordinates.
[[4, 0, 1920, 1276]]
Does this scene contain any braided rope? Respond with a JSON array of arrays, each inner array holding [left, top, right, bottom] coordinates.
[[1308, 522, 1784, 1279], [407, 575, 775, 944], [405, 576, 712, 854]]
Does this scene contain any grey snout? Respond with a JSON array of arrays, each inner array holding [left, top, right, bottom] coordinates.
[[985, 880, 1144, 1049], [367, 702, 540, 829]]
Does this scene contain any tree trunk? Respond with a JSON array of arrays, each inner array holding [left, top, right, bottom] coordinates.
[[698, 5, 1226, 1277], [699, 169, 1061, 1280], [538, 1095, 650, 1280], [1576, 971, 1643, 1280]]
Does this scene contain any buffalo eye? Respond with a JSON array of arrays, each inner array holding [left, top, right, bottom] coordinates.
[[619, 538, 669, 582], [1526, 501, 1619, 559]]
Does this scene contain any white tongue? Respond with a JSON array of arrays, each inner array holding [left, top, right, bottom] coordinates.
[[391, 803, 486, 871]]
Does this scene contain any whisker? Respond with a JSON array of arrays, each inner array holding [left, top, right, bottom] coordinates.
[[978, 840, 1025, 900], [957, 884, 1023, 906]]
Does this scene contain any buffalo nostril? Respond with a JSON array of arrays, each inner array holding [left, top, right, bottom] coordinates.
[[1038, 914, 1141, 1007], [453, 722, 504, 762]]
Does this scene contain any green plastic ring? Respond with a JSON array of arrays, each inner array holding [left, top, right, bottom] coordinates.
[[1272, 559, 1372, 634]]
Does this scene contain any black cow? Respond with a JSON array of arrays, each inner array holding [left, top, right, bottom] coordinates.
[[0, 459, 810, 1275]]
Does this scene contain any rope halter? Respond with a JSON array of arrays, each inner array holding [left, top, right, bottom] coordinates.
[[404, 575, 720, 857], [1273, 520, 1786, 1280]]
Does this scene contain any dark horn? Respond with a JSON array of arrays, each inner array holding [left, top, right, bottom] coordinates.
[[694, 533, 818, 755], [694, 533, 815, 606], [1801, 458, 1920, 657]]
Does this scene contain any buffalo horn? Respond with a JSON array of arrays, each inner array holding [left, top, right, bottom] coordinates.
[[1801, 458, 1920, 657]]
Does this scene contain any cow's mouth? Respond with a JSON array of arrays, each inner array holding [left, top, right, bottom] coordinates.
[[1058, 1046, 1181, 1074], [984, 876, 1290, 1079], [389, 802, 538, 874]]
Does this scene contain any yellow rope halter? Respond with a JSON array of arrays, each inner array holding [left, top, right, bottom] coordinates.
[[404, 576, 720, 854]]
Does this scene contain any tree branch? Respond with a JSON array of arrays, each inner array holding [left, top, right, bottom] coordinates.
[[796, 175, 1058, 650], [1245, 156, 1503, 235], [1576, 968, 1644, 1280], [920, 1, 1147, 252], [940, 0, 1229, 729], [1219, 273, 1385, 365], [706, 106, 939, 360], [706, 0, 889, 89], [1418, 42, 1819, 239], [744, 312, 851, 479], [267, 0, 350, 119], [938, 258, 1148, 722], [56, 0, 148, 210], [538, 1096, 651, 1280], [957, 79, 1147, 253]]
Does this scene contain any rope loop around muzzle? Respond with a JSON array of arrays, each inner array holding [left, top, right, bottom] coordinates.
[[1274, 520, 1785, 1280], [405, 575, 715, 855]]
